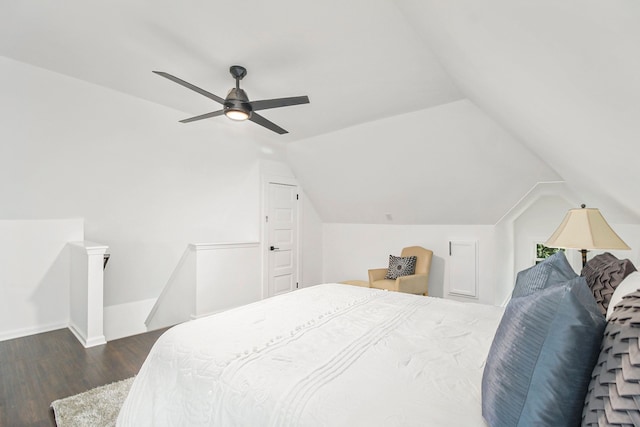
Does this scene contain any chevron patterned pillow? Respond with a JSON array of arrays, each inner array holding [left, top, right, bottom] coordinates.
[[583, 290, 640, 426], [581, 253, 636, 315]]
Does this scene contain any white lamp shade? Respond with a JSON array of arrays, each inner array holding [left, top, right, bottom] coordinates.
[[545, 207, 630, 250]]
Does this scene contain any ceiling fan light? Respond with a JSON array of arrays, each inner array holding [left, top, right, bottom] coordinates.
[[225, 109, 250, 121]]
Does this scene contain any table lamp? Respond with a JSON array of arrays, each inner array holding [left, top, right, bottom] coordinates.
[[545, 204, 630, 268]]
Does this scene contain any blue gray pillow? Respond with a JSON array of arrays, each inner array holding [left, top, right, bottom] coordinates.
[[482, 277, 606, 427], [512, 251, 577, 298]]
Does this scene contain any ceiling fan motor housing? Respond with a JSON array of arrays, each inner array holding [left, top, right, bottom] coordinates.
[[224, 88, 252, 119]]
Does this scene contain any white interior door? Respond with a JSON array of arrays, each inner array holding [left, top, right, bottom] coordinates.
[[267, 183, 298, 297]]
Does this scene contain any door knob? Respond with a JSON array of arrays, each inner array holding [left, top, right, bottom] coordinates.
[[270, 246, 280, 251]]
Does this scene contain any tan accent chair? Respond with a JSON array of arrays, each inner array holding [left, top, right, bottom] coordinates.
[[368, 246, 433, 295]]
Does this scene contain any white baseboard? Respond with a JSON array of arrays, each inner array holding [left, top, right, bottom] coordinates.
[[0, 298, 161, 344], [68, 321, 106, 348], [0, 320, 69, 343], [104, 298, 157, 341]]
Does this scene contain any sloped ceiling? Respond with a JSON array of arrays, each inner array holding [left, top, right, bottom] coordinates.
[[288, 99, 560, 224], [394, 0, 640, 222], [2, 1, 637, 224], [0, 0, 461, 142]]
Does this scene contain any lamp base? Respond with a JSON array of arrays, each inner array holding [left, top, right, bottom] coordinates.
[[580, 249, 588, 269]]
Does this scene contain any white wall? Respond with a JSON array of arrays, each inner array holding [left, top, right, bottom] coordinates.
[[0, 219, 83, 340], [0, 56, 289, 310], [287, 99, 560, 225], [511, 195, 640, 275], [514, 195, 577, 273], [300, 190, 323, 287], [5, 54, 638, 339], [195, 243, 262, 317], [0, 56, 326, 340], [600, 224, 640, 268], [323, 223, 496, 304], [494, 186, 640, 305], [323, 211, 640, 308], [145, 242, 262, 332]]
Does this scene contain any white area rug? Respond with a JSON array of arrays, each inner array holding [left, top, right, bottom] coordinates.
[[51, 377, 133, 427]]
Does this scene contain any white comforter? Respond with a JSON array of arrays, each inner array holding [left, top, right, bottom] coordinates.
[[118, 284, 503, 426]]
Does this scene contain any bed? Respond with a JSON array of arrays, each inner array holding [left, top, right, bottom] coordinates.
[[118, 251, 640, 427], [117, 283, 504, 426]]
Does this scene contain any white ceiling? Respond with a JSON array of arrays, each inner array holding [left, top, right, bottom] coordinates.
[[3, 0, 639, 224], [287, 99, 561, 224], [0, 0, 462, 141], [395, 0, 640, 222]]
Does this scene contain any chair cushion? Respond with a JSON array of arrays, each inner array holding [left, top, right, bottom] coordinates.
[[370, 279, 396, 291], [511, 251, 577, 298], [385, 255, 417, 279], [482, 277, 606, 427], [581, 252, 637, 316], [583, 290, 640, 426]]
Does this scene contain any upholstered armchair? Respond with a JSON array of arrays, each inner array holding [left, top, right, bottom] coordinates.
[[368, 246, 433, 295]]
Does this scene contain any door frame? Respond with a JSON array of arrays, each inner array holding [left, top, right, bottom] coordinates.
[[261, 174, 302, 299]]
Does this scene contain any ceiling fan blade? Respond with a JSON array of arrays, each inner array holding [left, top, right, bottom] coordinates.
[[153, 71, 225, 105], [249, 112, 288, 134], [179, 110, 225, 123], [250, 96, 310, 111]]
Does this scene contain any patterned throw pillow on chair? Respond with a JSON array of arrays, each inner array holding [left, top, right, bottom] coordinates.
[[385, 255, 417, 280]]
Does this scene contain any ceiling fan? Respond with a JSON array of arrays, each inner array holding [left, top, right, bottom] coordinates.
[[153, 65, 310, 135]]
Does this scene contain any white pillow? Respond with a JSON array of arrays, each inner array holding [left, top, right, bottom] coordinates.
[[606, 271, 640, 320]]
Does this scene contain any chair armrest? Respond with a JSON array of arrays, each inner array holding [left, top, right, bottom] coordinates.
[[368, 268, 388, 284], [396, 273, 429, 295]]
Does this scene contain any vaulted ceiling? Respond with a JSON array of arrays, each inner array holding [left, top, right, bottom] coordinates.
[[0, 0, 460, 141], [2, 0, 639, 224], [393, 0, 640, 223]]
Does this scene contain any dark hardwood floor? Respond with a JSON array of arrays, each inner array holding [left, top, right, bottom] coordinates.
[[0, 327, 168, 426]]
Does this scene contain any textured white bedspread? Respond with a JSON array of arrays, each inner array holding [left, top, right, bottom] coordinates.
[[117, 284, 503, 426]]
